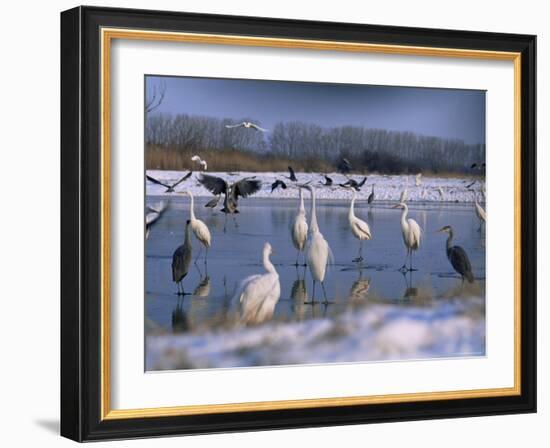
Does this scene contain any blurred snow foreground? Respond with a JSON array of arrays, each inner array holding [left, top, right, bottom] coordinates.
[[146, 297, 485, 370]]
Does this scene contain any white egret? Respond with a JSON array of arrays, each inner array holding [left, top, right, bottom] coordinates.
[[180, 190, 212, 264], [392, 202, 422, 271], [437, 226, 474, 284], [346, 187, 372, 263], [172, 219, 193, 295], [191, 155, 208, 170], [302, 185, 331, 304], [415, 173, 423, 187], [233, 242, 281, 324], [473, 192, 486, 231], [291, 187, 308, 266]]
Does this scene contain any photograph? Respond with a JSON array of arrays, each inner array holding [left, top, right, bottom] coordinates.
[[144, 75, 487, 371]]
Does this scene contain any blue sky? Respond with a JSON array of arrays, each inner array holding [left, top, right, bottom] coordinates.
[[146, 75, 486, 145]]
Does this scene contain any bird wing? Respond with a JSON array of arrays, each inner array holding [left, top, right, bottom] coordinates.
[[171, 172, 192, 188], [146, 174, 171, 189], [145, 211, 160, 226], [204, 195, 220, 208], [191, 155, 202, 162], [476, 202, 486, 221], [233, 178, 262, 198], [225, 123, 245, 129], [250, 123, 268, 132], [358, 177, 367, 187], [353, 218, 372, 239], [147, 200, 168, 214], [198, 174, 228, 195], [449, 245, 473, 280]]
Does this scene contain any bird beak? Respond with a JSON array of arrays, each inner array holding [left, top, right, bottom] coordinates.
[[391, 204, 400, 209], [436, 227, 446, 233]]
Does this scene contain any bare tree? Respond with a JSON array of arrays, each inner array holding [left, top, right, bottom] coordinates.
[[145, 80, 167, 114]]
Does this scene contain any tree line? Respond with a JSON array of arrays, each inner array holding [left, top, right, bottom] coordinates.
[[146, 113, 485, 174]]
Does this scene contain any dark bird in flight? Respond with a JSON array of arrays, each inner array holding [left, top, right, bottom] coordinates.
[[146, 172, 192, 193], [286, 166, 298, 182], [321, 174, 333, 186], [198, 174, 262, 214], [340, 176, 367, 191], [438, 225, 474, 284], [337, 158, 352, 174], [271, 179, 287, 192], [470, 162, 486, 170]]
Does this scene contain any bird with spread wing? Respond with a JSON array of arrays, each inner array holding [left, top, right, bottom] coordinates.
[[146, 172, 192, 193], [225, 121, 268, 132]]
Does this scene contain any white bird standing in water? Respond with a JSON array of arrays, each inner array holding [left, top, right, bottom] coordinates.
[[302, 185, 331, 304], [345, 187, 372, 263], [233, 242, 281, 324], [392, 202, 422, 271], [291, 188, 308, 266], [473, 191, 486, 231], [180, 190, 212, 264], [415, 173, 423, 187]]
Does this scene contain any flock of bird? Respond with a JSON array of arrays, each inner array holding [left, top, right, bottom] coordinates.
[[146, 152, 486, 325]]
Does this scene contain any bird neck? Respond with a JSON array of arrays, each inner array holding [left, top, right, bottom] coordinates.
[[263, 250, 276, 274], [349, 191, 357, 219], [400, 205, 408, 226], [309, 189, 319, 233], [298, 189, 305, 214], [188, 192, 196, 221], [446, 230, 454, 252], [184, 222, 191, 244]]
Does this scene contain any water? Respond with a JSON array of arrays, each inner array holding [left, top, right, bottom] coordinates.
[[145, 196, 486, 334]]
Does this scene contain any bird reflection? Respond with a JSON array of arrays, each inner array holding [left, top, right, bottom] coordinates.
[[171, 299, 190, 333], [401, 270, 418, 300], [348, 269, 371, 304], [193, 264, 211, 298], [290, 276, 308, 320]]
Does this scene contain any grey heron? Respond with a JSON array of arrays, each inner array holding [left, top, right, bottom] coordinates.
[[367, 184, 375, 204], [146, 172, 192, 192], [321, 174, 333, 186], [437, 225, 475, 284], [172, 219, 193, 295], [286, 166, 298, 182]]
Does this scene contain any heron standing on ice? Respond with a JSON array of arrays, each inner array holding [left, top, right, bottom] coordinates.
[[291, 187, 308, 266], [345, 187, 372, 263], [438, 225, 474, 284], [233, 242, 281, 324], [392, 202, 422, 271], [302, 185, 332, 304], [172, 219, 193, 295], [179, 190, 212, 264]]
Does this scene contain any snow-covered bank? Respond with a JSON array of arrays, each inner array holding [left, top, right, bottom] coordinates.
[[146, 170, 485, 203], [146, 298, 485, 370]]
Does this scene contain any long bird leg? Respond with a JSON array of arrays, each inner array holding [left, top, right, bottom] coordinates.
[[194, 246, 203, 265], [305, 281, 317, 305], [353, 242, 364, 263], [294, 250, 300, 267], [400, 249, 409, 271], [223, 214, 228, 233], [204, 247, 209, 265], [233, 215, 239, 229], [321, 282, 333, 305], [409, 250, 418, 272]]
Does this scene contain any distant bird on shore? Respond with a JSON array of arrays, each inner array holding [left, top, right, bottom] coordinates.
[[437, 187, 445, 200], [345, 187, 372, 263], [338, 158, 352, 174], [271, 179, 287, 192], [392, 202, 422, 271], [233, 242, 281, 324], [438, 225, 474, 284], [465, 180, 477, 189], [146, 172, 192, 192], [399, 188, 408, 203], [225, 121, 268, 132], [415, 173, 423, 187], [198, 174, 262, 216], [321, 174, 333, 186], [172, 219, 193, 295], [191, 155, 208, 171], [470, 162, 486, 171], [286, 166, 298, 182], [145, 200, 168, 239], [367, 185, 375, 204], [291, 187, 308, 266]]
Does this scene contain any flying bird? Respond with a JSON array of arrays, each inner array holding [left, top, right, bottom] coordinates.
[[204, 194, 221, 210], [146, 172, 192, 193], [337, 158, 352, 174], [340, 176, 367, 191], [286, 166, 298, 182], [392, 202, 422, 271], [321, 174, 333, 186], [438, 225, 475, 284], [345, 187, 372, 263], [191, 155, 208, 171], [271, 179, 287, 192], [172, 219, 193, 295], [291, 187, 309, 266], [233, 242, 281, 324], [225, 121, 268, 132]]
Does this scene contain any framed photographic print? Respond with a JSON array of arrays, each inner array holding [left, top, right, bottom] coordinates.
[[60, 6, 536, 442]]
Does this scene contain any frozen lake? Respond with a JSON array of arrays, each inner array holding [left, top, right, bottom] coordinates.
[[145, 193, 486, 369]]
